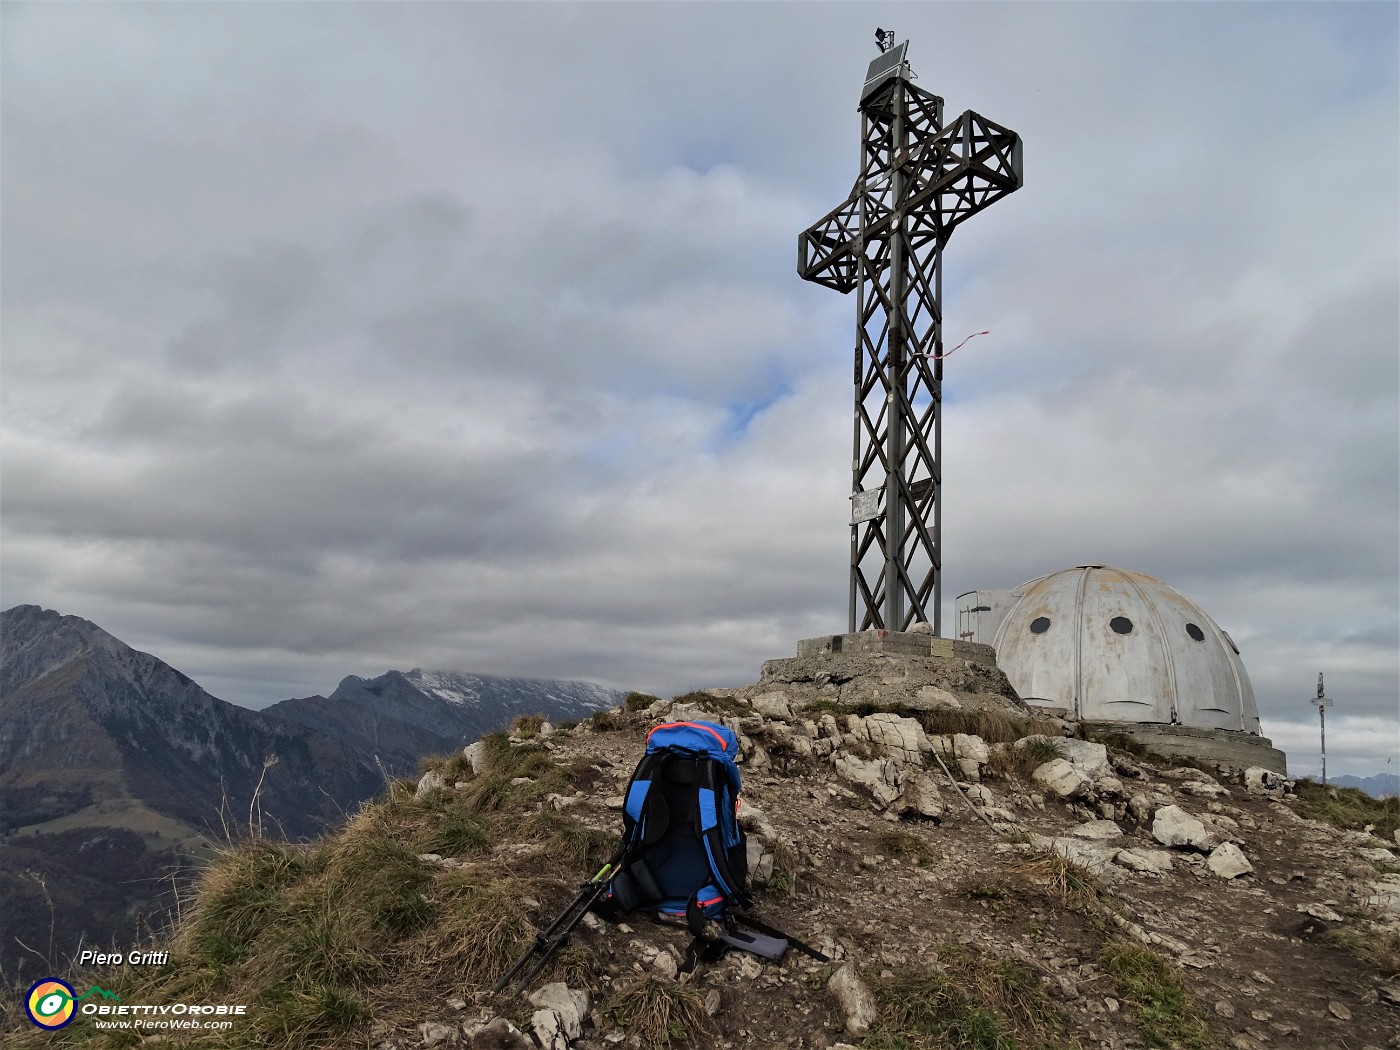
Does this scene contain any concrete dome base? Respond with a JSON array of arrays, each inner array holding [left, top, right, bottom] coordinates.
[[1083, 719, 1286, 775]]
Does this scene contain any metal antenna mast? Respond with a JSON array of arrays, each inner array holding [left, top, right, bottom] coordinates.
[[799, 38, 1022, 633], [1311, 672, 1333, 784]]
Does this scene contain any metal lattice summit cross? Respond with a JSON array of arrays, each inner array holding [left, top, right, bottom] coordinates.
[[799, 38, 1022, 634]]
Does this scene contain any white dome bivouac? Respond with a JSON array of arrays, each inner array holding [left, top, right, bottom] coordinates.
[[957, 566, 1261, 734]]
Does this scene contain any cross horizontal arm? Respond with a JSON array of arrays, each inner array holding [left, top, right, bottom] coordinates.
[[904, 110, 1022, 231], [798, 197, 862, 293]]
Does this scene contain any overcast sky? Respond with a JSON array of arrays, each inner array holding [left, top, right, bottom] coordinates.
[[2, 2, 1396, 779]]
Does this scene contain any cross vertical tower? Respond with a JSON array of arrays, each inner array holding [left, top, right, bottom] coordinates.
[[799, 41, 1022, 633]]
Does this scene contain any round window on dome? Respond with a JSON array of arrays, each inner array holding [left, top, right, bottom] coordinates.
[[1029, 616, 1051, 635], [1185, 623, 1205, 642], [1109, 616, 1133, 635]]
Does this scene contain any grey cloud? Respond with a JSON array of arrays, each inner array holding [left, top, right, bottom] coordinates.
[[2, 4, 1395, 775]]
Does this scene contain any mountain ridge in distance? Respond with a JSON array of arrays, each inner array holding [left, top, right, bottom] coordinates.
[[1330, 772, 1399, 799], [0, 603, 629, 985]]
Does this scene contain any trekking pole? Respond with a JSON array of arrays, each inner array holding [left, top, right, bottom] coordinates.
[[491, 853, 622, 995]]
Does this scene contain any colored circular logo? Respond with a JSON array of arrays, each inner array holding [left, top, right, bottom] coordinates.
[[26, 978, 76, 1029]]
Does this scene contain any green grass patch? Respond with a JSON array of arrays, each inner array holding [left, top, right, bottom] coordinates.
[[915, 709, 1064, 746], [455, 734, 574, 812], [178, 840, 325, 968], [625, 691, 662, 712], [1294, 779, 1400, 841], [420, 749, 479, 782], [1098, 942, 1216, 1049], [413, 809, 491, 857], [878, 829, 939, 867], [510, 713, 547, 737], [590, 710, 624, 732], [522, 812, 616, 874], [1327, 925, 1400, 977], [862, 946, 1066, 1049], [604, 974, 712, 1049], [990, 736, 1065, 779], [256, 981, 372, 1046]]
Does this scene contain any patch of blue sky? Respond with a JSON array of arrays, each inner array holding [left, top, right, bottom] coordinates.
[[1121, 2, 1396, 117], [717, 381, 792, 448]]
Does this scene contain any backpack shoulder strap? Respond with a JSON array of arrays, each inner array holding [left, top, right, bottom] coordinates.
[[694, 757, 752, 910]]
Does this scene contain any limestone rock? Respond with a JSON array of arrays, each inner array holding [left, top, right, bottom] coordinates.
[[1032, 833, 1118, 876], [953, 733, 990, 765], [1127, 792, 1156, 823], [1095, 776, 1125, 798], [1207, 842, 1253, 879], [834, 753, 903, 807], [1116, 848, 1175, 875], [1299, 902, 1343, 922], [420, 1020, 458, 1046], [964, 784, 996, 807], [1016, 736, 1108, 778], [750, 692, 794, 722], [1067, 819, 1124, 841], [527, 983, 588, 1041], [911, 684, 962, 710], [1152, 805, 1216, 851], [1032, 758, 1092, 800], [895, 772, 946, 821], [465, 1017, 531, 1050], [747, 837, 775, 885], [828, 963, 878, 1036], [1358, 847, 1396, 864], [1364, 873, 1400, 917], [415, 770, 449, 798], [1243, 766, 1285, 794], [530, 1009, 568, 1050], [1180, 779, 1230, 799], [864, 712, 932, 763], [462, 740, 487, 774], [668, 702, 706, 723], [737, 799, 778, 841]]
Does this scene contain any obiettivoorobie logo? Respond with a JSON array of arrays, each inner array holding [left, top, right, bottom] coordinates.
[[24, 979, 120, 1029]]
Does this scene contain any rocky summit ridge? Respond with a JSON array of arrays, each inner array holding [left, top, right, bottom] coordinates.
[[11, 644, 1397, 1050]]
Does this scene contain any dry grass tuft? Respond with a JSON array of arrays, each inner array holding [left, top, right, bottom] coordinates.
[[510, 713, 547, 737], [604, 974, 713, 1049], [102, 734, 597, 1049], [1007, 852, 1107, 914], [405, 873, 534, 988]]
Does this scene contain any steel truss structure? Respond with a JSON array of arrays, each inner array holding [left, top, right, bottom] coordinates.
[[799, 42, 1022, 634]]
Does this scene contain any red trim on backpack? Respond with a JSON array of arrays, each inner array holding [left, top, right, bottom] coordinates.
[[648, 721, 729, 751]]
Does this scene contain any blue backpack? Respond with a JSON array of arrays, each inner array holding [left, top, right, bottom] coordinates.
[[607, 720, 752, 931]]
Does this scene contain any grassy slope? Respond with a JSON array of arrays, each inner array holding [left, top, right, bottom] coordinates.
[[5, 702, 1397, 1049]]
